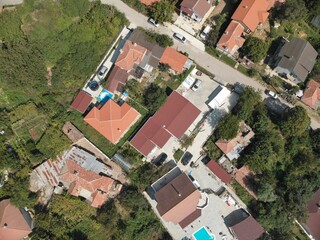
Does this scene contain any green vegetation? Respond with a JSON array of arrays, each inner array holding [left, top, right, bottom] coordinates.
[[173, 149, 184, 161], [226, 87, 320, 238], [121, 0, 148, 15], [230, 180, 254, 206], [150, 0, 174, 23], [206, 14, 227, 48], [203, 139, 223, 160], [240, 36, 269, 63], [143, 29, 174, 47], [215, 113, 240, 140]]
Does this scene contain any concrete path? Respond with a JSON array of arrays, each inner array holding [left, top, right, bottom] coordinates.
[[102, 0, 320, 130]]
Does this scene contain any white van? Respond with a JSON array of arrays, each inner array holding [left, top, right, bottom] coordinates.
[[200, 25, 211, 40]]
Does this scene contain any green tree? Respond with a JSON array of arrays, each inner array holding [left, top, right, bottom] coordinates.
[[155, 34, 173, 47], [257, 183, 278, 202], [311, 129, 320, 155], [240, 36, 269, 63], [207, 14, 227, 47], [216, 113, 240, 140], [143, 83, 167, 113], [280, 106, 310, 138], [283, 0, 308, 22], [151, 0, 174, 23], [233, 87, 262, 123], [158, 63, 170, 72]]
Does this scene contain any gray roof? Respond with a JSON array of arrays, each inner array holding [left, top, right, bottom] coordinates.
[[128, 29, 165, 61], [277, 38, 318, 81]]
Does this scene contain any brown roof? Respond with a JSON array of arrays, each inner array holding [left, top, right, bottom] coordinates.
[[130, 91, 201, 156], [301, 79, 320, 109], [234, 165, 257, 199], [115, 41, 147, 71], [215, 139, 236, 154], [63, 121, 84, 143], [105, 66, 129, 93], [232, 0, 272, 32], [0, 199, 33, 240], [180, 0, 213, 18], [216, 20, 245, 54], [84, 100, 140, 144], [70, 90, 93, 113], [139, 0, 160, 6], [303, 189, 320, 240], [207, 160, 232, 184], [160, 47, 189, 73], [179, 209, 202, 228], [231, 215, 264, 240], [155, 173, 200, 224]]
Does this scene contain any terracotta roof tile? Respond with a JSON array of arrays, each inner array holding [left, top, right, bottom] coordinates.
[[0, 199, 33, 240], [115, 41, 147, 71], [84, 100, 140, 144], [232, 0, 272, 32], [70, 90, 93, 113], [130, 91, 200, 156], [180, 0, 213, 18], [160, 47, 188, 73], [217, 20, 245, 54], [215, 139, 236, 154], [139, 0, 160, 6], [206, 160, 232, 184], [301, 79, 320, 109]]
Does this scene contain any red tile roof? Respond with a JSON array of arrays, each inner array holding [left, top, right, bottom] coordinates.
[[180, 0, 213, 18], [301, 79, 320, 109], [139, 0, 160, 6], [130, 91, 201, 156], [60, 160, 114, 208], [232, 0, 272, 32], [303, 189, 320, 240], [0, 199, 33, 240], [115, 41, 147, 71], [70, 90, 93, 113], [206, 160, 232, 184], [231, 215, 264, 240], [215, 139, 236, 154], [84, 100, 140, 144], [105, 66, 129, 93], [217, 20, 245, 54], [160, 47, 189, 73]]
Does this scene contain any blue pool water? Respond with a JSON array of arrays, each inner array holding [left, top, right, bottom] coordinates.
[[97, 89, 113, 104], [193, 227, 215, 240]]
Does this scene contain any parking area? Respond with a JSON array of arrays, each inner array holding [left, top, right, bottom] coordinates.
[[144, 160, 245, 240]]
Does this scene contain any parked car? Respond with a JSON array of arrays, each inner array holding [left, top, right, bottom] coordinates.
[[97, 65, 108, 79], [151, 153, 167, 166], [200, 25, 211, 41], [173, 33, 187, 43], [181, 151, 193, 166], [266, 89, 278, 99], [148, 18, 159, 27], [191, 79, 202, 91]]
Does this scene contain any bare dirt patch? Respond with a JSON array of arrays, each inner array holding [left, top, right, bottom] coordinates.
[[46, 67, 52, 86]]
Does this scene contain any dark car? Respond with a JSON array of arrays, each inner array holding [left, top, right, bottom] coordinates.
[[181, 151, 193, 166], [151, 153, 167, 166]]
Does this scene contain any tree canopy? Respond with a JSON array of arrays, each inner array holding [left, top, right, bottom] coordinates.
[[240, 36, 269, 63], [216, 113, 240, 140], [150, 0, 174, 23]]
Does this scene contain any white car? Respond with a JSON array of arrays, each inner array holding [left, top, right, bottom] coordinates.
[[148, 18, 159, 27], [173, 33, 187, 43], [191, 79, 202, 91], [267, 90, 278, 99]]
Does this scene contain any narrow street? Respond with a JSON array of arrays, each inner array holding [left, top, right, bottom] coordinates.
[[103, 0, 320, 129]]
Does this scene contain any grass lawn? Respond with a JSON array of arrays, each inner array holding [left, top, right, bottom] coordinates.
[[206, 47, 237, 67], [173, 148, 184, 161], [237, 64, 250, 77]]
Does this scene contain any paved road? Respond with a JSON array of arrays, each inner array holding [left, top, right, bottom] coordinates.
[[103, 0, 320, 129]]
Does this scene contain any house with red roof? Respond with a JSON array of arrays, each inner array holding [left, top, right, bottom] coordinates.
[[84, 100, 140, 144], [206, 160, 232, 184], [160, 47, 192, 73], [301, 188, 320, 240], [139, 0, 160, 6], [70, 90, 93, 114], [32, 146, 120, 208], [152, 168, 204, 228], [216, 20, 245, 56], [301, 79, 320, 109], [216, 0, 284, 55], [180, 0, 214, 22], [230, 214, 264, 240], [130, 91, 201, 156], [0, 199, 33, 240]]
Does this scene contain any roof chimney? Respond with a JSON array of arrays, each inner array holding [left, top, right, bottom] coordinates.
[[225, 31, 229, 35], [244, 5, 248, 8], [73, 170, 78, 176], [117, 128, 122, 132], [3, 223, 7, 229]]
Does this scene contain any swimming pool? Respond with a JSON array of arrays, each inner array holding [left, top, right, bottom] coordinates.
[[193, 227, 215, 240], [97, 89, 113, 104]]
